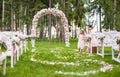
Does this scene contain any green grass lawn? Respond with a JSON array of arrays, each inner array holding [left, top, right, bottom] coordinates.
[[0, 38, 120, 77]]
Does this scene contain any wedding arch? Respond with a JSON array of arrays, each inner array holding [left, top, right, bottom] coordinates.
[[31, 8, 70, 46]]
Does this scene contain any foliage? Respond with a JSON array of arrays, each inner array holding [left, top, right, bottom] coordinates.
[[0, 42, 7, 52], [0, 0, 120, 34], [94, 0, 120, 30], [116, 39, 120, 45]]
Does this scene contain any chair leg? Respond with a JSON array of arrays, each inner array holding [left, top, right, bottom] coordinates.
[[102, 44, 104, 58], [21, 45, 23, 54], [3, 58, 6, 75], [14, 54, 16, 65], [112, 48, 114, 60], [97, 46, 98, 54], [11, 56, 14, 68], [17, 47, 20, 61]]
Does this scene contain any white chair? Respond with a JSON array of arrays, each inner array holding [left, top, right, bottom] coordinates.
[[112, 44, 120, 63], [5, 40, 16, 68], [96, 31, 119, 58], [0, 52, 6, 75], [12, 35, 21, 61], [95, 32, 105, 58], [112, 33, 120, 63], [0, 32, 16, 68]]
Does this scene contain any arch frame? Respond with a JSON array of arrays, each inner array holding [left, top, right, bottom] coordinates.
[[31, 8, 70, 46]]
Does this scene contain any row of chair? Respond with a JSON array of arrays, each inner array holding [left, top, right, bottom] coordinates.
[[94, 31, 120, 63], [0, 31, 28, 75]]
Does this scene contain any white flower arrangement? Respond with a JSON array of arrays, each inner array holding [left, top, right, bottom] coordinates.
[[33, 8, 68, 26], [11, 36, 20, 45], [96, 33, 105, 39], [18, 34, 28, 40], [5, 41, 13, 51], [115, 34, 120, 40], [0, 34, 8, 44]]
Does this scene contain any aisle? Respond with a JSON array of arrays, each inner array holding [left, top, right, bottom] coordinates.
[[0, 40, 120, 77]]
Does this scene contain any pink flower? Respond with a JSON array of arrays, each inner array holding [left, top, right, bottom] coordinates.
[[5, 41, 13, 51], [0, 34, 9, 43], [100, 64, 113, 72], [115, 34, 120, 40], [12, 36, 20, 43], [18, 34, 27, 40], [96, 33, 105, 39], [100, 68, 106, 72]]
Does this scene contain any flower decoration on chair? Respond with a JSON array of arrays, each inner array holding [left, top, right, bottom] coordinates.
[[0, 34, 8, 52], [18, 34, 27, 41], [11, 36, 20, 46], [98, 33, 105, 41], [95, 33, 105, 41]]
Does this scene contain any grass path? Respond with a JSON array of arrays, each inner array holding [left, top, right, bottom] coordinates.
[[0, 39, 120, 77]]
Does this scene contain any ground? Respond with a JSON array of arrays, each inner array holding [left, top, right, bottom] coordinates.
[[0, 38, 120, 77]]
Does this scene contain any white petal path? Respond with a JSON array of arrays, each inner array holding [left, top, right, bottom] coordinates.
[[55, 70, 98, 76], [30, 55, 113, 76], [30, 47, 113, 76]]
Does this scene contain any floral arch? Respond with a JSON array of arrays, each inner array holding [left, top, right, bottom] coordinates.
[[31, 8, 70, 46]]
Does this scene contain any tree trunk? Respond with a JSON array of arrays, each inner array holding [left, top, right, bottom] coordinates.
[[14, 12, 16, 31], [43, 27, 47, 39], [39, 25, 44, 39], [48, 0, 52, 41], [72, 21, 74, 37], [74, 26, 77, 38], [60, 0, 65, 42], [56, 23, 60, 39], [113, 0, 116, 30], [48, 15, 52, 41], [11, 0, 14, 31], [24, 6, 27, 29], [60, 23, 65, 42], [2, 0, 5, 31], [19, 0, 23, 30], [26, 4, 29, 35], [99, 6, 102, 32], [43, 16, 47, 39], [39, 17, 44, 39]]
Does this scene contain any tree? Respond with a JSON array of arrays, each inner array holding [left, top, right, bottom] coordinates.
[[94, 0, 120, 31], [11, 0, 14, 31], [2, 0, 5, 31], [113, 0, 116, 30], [48, 0, 52, 41]]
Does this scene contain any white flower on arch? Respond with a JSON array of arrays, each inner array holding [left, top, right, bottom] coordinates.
[[32, 8, 70, 46]]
